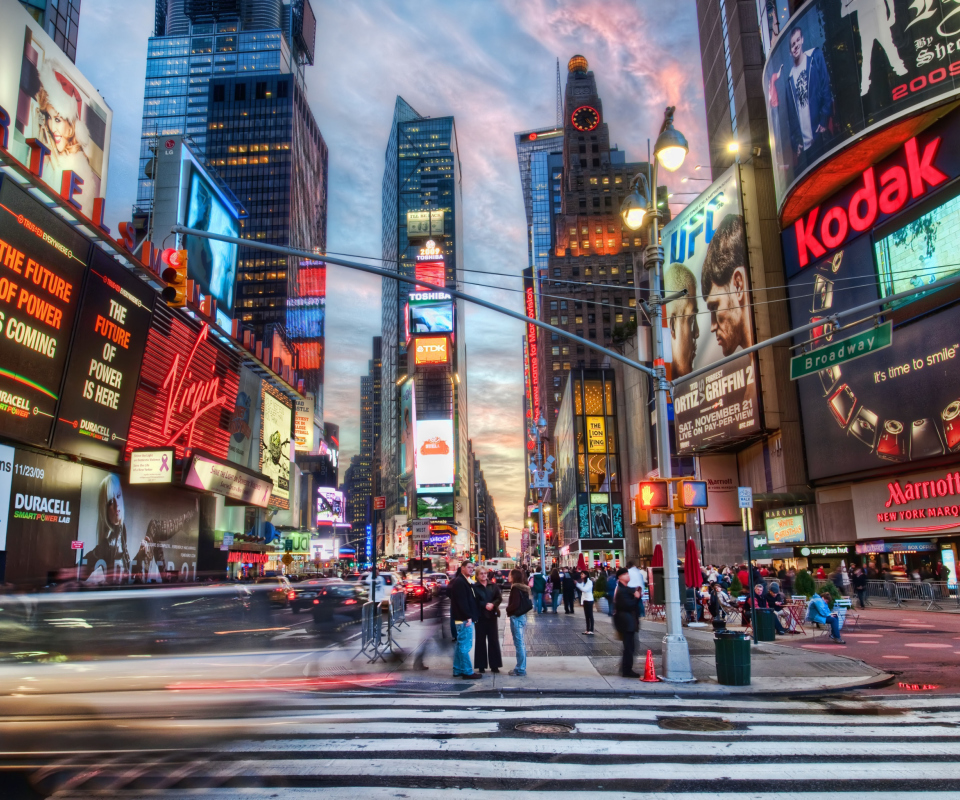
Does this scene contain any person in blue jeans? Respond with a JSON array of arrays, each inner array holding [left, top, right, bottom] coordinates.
[[448, 562, 481, 678], [531, 572, 546, 614], [806, 591, 845, 643], [506, 568, 532, 676]]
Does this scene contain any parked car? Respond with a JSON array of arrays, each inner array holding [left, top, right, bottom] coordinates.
[[254, 575, 294, 607], [310, 584, 366, 630], [289, 578, 343, 613]]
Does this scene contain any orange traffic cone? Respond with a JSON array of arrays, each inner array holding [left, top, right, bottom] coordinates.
[[640, 649, 659, 682]]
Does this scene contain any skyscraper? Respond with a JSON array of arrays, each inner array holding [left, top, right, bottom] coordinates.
[[19, 0, 81, 62], [136, 0, 316, 219], [381, 96, 469, 548]]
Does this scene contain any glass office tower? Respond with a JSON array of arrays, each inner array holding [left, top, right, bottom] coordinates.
[[19, 0, 81, 62]]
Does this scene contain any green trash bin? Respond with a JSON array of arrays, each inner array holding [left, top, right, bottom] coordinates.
[[714, 630, 751, 686], [754, 610, 777, 642]]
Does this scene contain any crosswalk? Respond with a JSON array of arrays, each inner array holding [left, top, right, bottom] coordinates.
[[8, 693, 960, 797]]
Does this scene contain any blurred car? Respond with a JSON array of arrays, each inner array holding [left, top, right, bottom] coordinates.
[[255, 575, 294, 606], [310, 584, 366, 629], [289, 578, 343, 613], [492, 569, 513, 587], [427, 573, 450, 596], [356, 571, 402, 607], [403, 580, 431, 603]]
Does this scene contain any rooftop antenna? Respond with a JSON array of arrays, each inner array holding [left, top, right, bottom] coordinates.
[[556, 58, 562, 128]]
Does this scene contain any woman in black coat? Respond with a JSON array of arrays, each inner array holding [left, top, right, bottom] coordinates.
[[473, 566, 503, 673]]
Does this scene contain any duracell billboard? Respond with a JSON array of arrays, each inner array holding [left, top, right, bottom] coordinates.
[[786, 110, 960, 480], [0, 175, 89, 447]]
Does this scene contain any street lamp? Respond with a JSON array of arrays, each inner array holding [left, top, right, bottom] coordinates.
[[619, 105, 695, 683]]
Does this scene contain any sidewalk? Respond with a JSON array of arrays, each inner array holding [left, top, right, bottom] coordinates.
[[0, 599, 891, 698]]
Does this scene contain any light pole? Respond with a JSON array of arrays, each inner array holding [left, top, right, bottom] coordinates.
[[620, 106, 695, 683]]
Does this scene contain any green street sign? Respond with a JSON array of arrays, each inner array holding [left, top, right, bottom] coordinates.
[[790, 321, 892, 380]]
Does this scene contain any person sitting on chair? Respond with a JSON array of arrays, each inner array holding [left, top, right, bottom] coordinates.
[[806, 591, 846, 644]]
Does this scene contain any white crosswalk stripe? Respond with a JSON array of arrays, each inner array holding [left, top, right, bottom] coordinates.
[[14, 693, 960, 797]]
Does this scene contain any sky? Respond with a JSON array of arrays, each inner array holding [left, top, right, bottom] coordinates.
[[74, 0, 708, 543]]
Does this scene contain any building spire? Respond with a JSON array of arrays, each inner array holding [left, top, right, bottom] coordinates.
[[556, 57, 562, 127]]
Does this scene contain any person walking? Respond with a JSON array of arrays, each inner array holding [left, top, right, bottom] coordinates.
[[575, 570, 595, 634], [531, 571, 546, 614], [852, 564, 868, 609], [549, 568, 562, 613], [613, 567, 642, 678], [505, 568, 533, 676], [627, 560, 647, 619], [562, 568, 576, 614], [473, 566, 503, 674], [448, 562, 481, 679]]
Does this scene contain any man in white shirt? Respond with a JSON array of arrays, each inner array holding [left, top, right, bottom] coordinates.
[[626, 561, 646, 619]]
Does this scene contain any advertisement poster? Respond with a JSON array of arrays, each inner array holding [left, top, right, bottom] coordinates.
[[293, 393, 315, 452], [415, 418, 454, 488], [763, 0, 960, 210], [0, 444, 15, 549], [851, 466, 960, 539], [662, 167, 762, 452], [184, 167, 239, 318], [788, 218, 960, 479], [51, 248, 155, 465], [764, 508, 806, 544], [2, 449, 82, 586], [400, 379, 415, 478], [586, 416, 606, 453], [698, 453, 742, 523], [316, 487, 346, 526], [259, 384, 292, 507], [77, 464, 199, 584], [417, 490, 454, 519], [409, 297, 454, 334], [0, 177, 89, 446], [227, 367, 261, 468], [1, 4, 112, 219]]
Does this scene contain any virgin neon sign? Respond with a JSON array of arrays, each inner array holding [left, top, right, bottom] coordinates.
[[161, 324, 228, 449]]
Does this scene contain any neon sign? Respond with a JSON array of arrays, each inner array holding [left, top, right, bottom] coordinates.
[[525, 286, 541, 421], [161, 324, 228, 449]]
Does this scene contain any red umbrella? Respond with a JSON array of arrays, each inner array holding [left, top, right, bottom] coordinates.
[[576, 553, 587, 572], [684, 538, 702, 588], [651, 544, 663, 568]]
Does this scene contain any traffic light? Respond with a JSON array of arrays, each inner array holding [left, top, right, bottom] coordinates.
[[678, 480, 709, 509], [637, 479, 671, 512], [160, 248, 188, 307]]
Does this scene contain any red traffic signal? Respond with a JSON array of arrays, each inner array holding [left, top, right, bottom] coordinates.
[[160, 248, 188, 307], [637, 479, 671, 512], [678, 480, 709, 509]]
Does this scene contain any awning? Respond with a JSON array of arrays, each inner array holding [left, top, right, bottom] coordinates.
[[183, 450, 273, 507]]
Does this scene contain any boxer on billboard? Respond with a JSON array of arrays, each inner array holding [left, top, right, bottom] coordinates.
[[841, 0, 907, 96], [665, 263, 700, 379], [701, 215, 755, 357]]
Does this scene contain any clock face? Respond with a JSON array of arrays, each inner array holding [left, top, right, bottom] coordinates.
[[571, 105, 600, 132]]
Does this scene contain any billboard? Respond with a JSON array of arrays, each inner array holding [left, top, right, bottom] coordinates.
[[316, 487, 346, 525], [414, 336, 449, 365], [51, 248, 155, 465], [400, 378, 415, 477], [409, 293, 454, 335], [662, 166, 762, 452], [259, 383, 292, 508], [406, 210, 444, 237], [415, 418, 454, 488], [294, 393, 315, 452], [763, 0, 960, 214], [417, 490, 454, 519], [183, 163, 239, 320], [1, 3, 112, 219], [125, 310, 241, 461], [788, 201, 960, 479], [0, 176, 89, 447], [764, 507, 806, 545]]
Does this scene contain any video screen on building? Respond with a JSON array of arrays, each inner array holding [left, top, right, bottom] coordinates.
[[409, 299, 454, 335], [415, 418, 454, 488], [184, 165, 239, 318], [417, 489, 454, 519], [316, 487, 346, 526]]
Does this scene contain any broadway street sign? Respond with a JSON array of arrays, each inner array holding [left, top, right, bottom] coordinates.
[[790, 321, 892, 381]]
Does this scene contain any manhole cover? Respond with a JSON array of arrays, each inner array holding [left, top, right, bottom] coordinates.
[[658, 716, 734, 732], [515, 722, 575, 734]]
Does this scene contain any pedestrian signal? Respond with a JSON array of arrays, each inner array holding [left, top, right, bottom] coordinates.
[[160, 248, 188, 307], [678, 480, 709, 509], [637, 479, 670, 512]]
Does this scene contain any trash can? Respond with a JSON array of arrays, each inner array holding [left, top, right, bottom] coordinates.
[[714, 629, 751, 686], [754, 610, 777, 642]]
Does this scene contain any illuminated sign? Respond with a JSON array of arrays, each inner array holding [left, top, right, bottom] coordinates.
[[637, 480, 670, 511], [407, 211, 444, 237], [851, 468, 960, 538], [586, 416, 606, 453], [316, 487, 346, 525], [125, 308, 241, 461], [184, 452, 271, 507], [52, 249, 155, 465], [415, 418, 454, 488], [259, 383, 292, 508], [285, 296, 324, 338], [294, 393, 315, 452], [415, 259, 445, 292], [409, 298, 453, 335], [129, 448, 174, 484], [228, 551, 269, 564], [678, 480, 709, 509], [414, 336, 449, 365], [417, 490, 454, 519], [0, 175, 89, 447], [524, 284, 541, 422], [763, 507, 805, 544]]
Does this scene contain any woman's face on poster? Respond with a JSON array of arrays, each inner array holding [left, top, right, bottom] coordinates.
[[106, 494, 122, 527], [42, 105, 71, 152]]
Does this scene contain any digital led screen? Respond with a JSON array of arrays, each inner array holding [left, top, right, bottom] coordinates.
[[286, 297, 324, 338], [415, 260, 445, 291], [409, 299, 454, 335], [764, 509, 805, 545], [316, 487, 346, 525], [51, 248, 155, 465], [415, 418, 454, 488], [184, 166, 239, 318], [414, 336, 449, 365], [417, 490, 454, 519], [0, 176, 89, 447], [662, 167, 762, 452]]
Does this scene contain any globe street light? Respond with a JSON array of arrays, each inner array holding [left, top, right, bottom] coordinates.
[[619, 106, 694, 683]]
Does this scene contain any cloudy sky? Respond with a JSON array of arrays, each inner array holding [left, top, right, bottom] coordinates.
[[76, 0, 707, 543]]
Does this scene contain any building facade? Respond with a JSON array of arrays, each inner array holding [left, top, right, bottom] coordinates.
[[19, 0, 80, 62], [380, 96, 469, 551]]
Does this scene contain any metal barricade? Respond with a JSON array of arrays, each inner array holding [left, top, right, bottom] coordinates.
[[389, 590, 408, 630], [865, 579, 957, 610], [353, 601, 385, 663]]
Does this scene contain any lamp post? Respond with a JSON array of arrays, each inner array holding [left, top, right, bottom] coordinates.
[[620, 106, 695, 683]]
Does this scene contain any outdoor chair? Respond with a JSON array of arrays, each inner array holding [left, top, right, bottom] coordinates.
[[834, 597, 860, 628]]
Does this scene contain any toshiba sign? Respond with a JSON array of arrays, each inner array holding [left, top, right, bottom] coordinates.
[[414, 336, 448, 365]]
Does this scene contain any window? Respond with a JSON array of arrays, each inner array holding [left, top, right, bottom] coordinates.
[[576, 314, 583, 324], [615, 175, 623, 184], [212, 84, 224, 102], [634, 238, 641, 246], [550, 316, 559, 325], [588, 313, 596, 323], [599, 267, 606, 276], [603, 177, 610, 185], [560, 315, 568, 324], [554, 377, 562, 387], [589, 177, 598, 185], [582, 240, 589, 249], [592, 197, 600, 207], [277, 81, 288, 98], [560, 301, 567, 309], [595, 239, 603, 248], [616, 313, 624, 323], [585, 267, 592, 276], [569, 226, 577, 235], [591, 144, 599, 153], [550, 301, 558, 310], [552, 346, 560, 356], [234, 83, 246, 101], [581, 226, 588, 234], [553, 362, 560, 371], [554, 268, 561, 277], [562, 346, 570, 355], [579, 144, 587, 153], [611, 266, 619, 274], [607, 239, 615, 247]]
